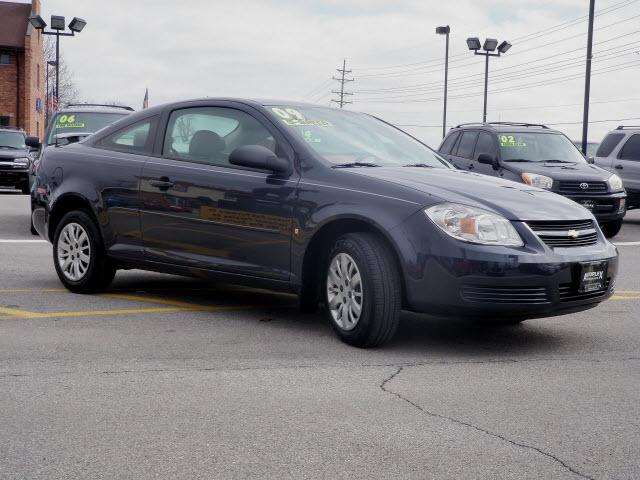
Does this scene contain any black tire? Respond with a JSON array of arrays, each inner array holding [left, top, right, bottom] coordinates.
[[52, 210, 116, 293], [21, 183, 30, 195], [323, 233, 401, 348], [30, 218, 38, 235], [601, 219, 623, 238]]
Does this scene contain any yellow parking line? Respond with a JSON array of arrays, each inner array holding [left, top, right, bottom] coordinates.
[[612, 295, 640, 300], [100, 293, 218, 310], [0, 307, 37, 318], [615, 290, 640, 294]]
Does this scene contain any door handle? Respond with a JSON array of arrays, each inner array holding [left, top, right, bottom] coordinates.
[[149, 177, 174, 189], [614, 164, 623, 170]]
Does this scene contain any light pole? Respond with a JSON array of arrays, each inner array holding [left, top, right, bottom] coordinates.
[[581, 0, 595, 155], [28, 15, 86, 111], [45, 60, 57, 125], [466, 37, 512, 122], [436, 25, 450, 138]]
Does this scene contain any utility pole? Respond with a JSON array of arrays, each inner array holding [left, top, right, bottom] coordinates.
[[581, 0, 596, 155], [331, 59, 354, 108]]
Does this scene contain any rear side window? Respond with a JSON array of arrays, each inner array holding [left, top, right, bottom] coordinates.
[[455, 131, 477, 159], [439, 131, 459, 154], [474, 131, 496, 158], [619, 134, 640, 161], [596, 133, 624, 157], [99, 117, 157, 154]]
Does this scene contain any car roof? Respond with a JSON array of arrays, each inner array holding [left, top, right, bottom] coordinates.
[[451, 122, 562, 135], [0, 126, 26, 134], [52, 104, 134, 115], [611, 125, 640, 133]]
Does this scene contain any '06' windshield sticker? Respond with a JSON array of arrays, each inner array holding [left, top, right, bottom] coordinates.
[[55, 114, 86, 129], [271, 107, 333, 127]]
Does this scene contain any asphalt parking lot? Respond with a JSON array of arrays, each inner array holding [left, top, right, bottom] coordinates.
[[1, 192, 639, 479]]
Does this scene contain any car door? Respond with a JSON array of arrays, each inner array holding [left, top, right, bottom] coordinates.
[[139, 102, 298, 281], [614, 134, 640, 193], [472, 130, 499, 177], [594, 132, 625, 172], [449, 130, 478, 171]]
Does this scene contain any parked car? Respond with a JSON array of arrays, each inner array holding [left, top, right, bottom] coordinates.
[[594, 126, 640, 210], [438, 122, 627, 237], [31, 100, 618, 347], [0, 126, 36, 194], [43, 103, 133, 150], [573, 140, 599, 158]]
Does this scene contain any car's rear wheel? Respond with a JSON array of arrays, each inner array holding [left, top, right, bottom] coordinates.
[[324, 233, 400, 348], [53, 210, 116, 293], [601, 219, 623, 238]]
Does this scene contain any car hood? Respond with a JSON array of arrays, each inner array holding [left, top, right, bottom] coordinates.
[[501, 160, 613, 181], [345, 167, 592, 221], [0, 149, 28, 160]]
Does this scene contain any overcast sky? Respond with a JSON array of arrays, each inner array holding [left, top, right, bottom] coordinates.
[[11, 0, 640, 144]]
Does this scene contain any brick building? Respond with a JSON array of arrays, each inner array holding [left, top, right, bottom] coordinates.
[[0, 0, 45, 138]]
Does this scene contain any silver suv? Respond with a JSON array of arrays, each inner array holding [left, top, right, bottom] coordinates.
[[594, 126, 640, 210]]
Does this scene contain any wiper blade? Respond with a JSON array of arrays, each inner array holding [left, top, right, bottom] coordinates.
[[332, 162, 381, 168], [403, 163, 435, 168], [542, 159, 576, 164], [503, 158, 533, 162]]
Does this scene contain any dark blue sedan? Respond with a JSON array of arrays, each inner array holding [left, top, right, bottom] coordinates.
[[30, 99, 618, 347]]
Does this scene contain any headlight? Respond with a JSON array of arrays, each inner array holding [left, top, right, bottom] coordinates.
[[607, 174, 624, 191], [425, 203, 523, 246], [522, 173, 553, 189], [13, 157, 29, 164]]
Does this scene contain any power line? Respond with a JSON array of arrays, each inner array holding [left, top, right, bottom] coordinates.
[[300, 78, 333, 101], [331, 59, 354, 108], [392, 116, 640, 128], [354, 0, 639, 74]]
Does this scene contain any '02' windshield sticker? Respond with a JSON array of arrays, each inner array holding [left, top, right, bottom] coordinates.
[[500, 135, 527, 147], [271, 107, 333, 127]]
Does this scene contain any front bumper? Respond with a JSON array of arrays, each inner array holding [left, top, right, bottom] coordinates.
[[391, 211, 618, 319], [558, 191, 626, 222]]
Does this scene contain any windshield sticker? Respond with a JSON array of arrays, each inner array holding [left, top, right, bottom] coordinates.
[[500, 135, 527, 147], [271, 107, 333, 127], [303, 130, 322, 143], [55, 114, 86, 129]]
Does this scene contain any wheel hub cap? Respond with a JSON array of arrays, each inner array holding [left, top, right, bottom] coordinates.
[[327, 253, 363, 331], [57, 223, 91, 281]]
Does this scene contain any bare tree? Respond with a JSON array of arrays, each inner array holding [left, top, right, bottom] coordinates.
[[44, 37, 80, 107]]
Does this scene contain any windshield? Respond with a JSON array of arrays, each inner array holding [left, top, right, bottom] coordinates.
[[500, 132, 586, 163], [47, 112, 128, 145], [0, 131, 26, 150], [268, 105, 452, 168]]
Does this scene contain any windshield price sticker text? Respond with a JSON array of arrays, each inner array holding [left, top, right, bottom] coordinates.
[[500, 135, 527, 147], [271, 107, 333, 127], [55, 114, 85, 129]]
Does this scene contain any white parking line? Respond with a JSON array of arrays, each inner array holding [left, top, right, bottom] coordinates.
[[0, 239, 47, 243]]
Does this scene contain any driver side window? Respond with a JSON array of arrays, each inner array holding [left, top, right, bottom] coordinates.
[[163, 107, 277, 167]]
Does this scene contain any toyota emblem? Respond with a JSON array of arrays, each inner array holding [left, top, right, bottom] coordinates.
[[579, 182, 589, 189]]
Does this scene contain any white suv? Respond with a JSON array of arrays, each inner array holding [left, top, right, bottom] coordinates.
[[594, 126, 640, 210]]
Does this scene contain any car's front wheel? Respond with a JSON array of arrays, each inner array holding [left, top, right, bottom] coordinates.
[[53, 210, 116, 293], [324, 233, 401, 348], [601, 219, 623, 238]]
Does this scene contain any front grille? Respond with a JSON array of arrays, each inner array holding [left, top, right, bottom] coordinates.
[[527, 220, 598, 248], [558, 279, 610, 302], [558, 181, 607, 193], [461, 285, 550, 304]]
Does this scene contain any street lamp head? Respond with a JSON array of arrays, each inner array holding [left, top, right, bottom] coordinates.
[[483, 38, 499, 52], [498, 40, 512, 54], [50, 15, 66, 30], [68, 17, 87, 33], [436, 25, 450, 35], [466, 37, 481, 51], [28, 14, 47, 30]]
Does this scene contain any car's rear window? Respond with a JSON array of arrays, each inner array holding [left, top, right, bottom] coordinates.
[[596, 133, 625, 157], [47, 112, 128, 145]]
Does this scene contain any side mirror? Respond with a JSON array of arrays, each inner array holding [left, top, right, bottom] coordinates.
[[229, 145, 291, 175], [587, 156, 595, 164], [25, 136, 41, 150], [478, 153, 500, 170]]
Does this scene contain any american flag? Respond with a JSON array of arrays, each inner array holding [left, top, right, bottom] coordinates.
[[142, 88, 149, 109]]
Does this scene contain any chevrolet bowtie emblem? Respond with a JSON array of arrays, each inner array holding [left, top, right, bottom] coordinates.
[[567, 229, 580, 238]]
